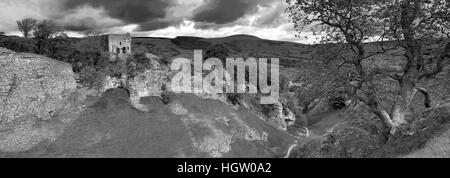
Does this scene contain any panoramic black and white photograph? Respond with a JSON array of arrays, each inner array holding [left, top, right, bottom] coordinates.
[[0, 0, 449, 160]]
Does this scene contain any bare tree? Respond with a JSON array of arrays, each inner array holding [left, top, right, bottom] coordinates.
[[287, 0, 450, 139], [33, 20, 64, 54], [17, 18, 37, 38]]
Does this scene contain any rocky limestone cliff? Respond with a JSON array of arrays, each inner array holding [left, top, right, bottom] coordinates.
[[239, 94, 298, 132], [127, 53, 170, 111], [271, 97, 297, 131], [0, 47, 79, 152], [0, 47, 76, 125], [97, 52, 170, 112]]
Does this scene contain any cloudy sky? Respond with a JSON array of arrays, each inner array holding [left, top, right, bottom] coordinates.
[[0, 0, 315, 43]]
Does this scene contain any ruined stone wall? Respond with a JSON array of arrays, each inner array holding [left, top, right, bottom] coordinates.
[[101, 34, 132, 62]]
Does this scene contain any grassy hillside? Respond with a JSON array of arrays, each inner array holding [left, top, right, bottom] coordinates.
[[405, 127, 450, 158], [0, 88, 297, 158]]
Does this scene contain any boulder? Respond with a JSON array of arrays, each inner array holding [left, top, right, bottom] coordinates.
[[0, 48, 76, 125]]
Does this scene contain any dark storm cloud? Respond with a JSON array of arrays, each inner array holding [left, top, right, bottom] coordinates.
[[138, 21, 173, 31], [62, 0, 174, 31], [192, 0, 271, 25], [63, 17, 102, 31], [58, 0, 281, 31]]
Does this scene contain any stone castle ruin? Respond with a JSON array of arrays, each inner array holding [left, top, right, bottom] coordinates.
[[98, 34, 171, 112], [100, 34, 132, 62], [98, 34, 132, 94]]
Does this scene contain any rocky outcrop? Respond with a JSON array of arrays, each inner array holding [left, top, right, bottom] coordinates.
[[97, 52, 170, 112], [0, 48, 76, 125], [126, 53, 170, 111], [100, 76, 124, 93], [166, 95, 291, 158], [271, 97, 296, 131], [242, 94, 297, 132], [181, 113, 267, 158]]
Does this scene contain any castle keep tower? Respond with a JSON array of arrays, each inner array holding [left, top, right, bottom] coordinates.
[[100, 33, 132, 61]]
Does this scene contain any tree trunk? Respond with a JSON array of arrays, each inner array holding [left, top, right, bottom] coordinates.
[[367, 79, 418, 137], [389, 103, 407, 134], [386, 33, 422, 134], [371, 109, 393, 143], [389, 73, 421, 133]]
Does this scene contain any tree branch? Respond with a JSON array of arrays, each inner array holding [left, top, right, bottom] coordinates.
[[420, 42, 450, 80], [416, 87, 432, 108]]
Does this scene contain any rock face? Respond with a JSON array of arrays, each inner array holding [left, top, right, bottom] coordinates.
[[242, 95, 297, 132], [0, 48, 76, 125], [174, 100, 269, 158], [97, 52, 170, 112], [271, 97, 296, 131], [126, 53, 170, 111], [128, 69, 169, 111], [100, 76, 124, 93]]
